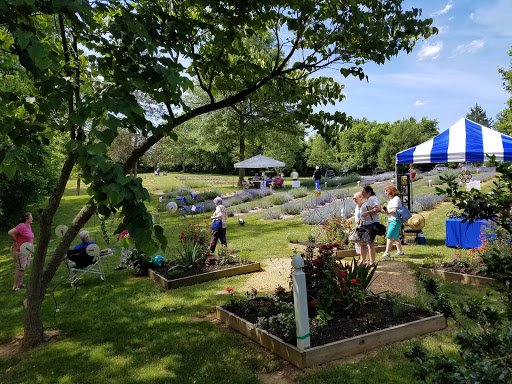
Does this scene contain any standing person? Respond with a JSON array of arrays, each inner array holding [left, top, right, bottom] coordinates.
[[360, 185, 381, 264], [8, 212, 34, 291], [312, 166, 322, 190], [115, 218, 134, 270], [210, 196, 227, 252], [380, 186, 405, 259], [352, 192, 366, 261], [290, 169, 299, 180]]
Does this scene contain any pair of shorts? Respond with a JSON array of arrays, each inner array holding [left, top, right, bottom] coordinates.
[[386, 219, 402, 240]]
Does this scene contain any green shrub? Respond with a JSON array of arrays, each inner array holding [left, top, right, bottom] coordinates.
[[280, 202, 303, 215], [261, 210, 281, 220], [289, 187, 308, 198], [269, 193, 292, 205]]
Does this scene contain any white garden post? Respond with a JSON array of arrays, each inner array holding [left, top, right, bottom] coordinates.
[[291, 253, 311, 350], [428, 179, 432, 187], [325, 181, 328, 188]]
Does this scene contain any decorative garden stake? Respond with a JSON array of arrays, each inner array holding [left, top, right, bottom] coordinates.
[[291, 253, 311, 350]]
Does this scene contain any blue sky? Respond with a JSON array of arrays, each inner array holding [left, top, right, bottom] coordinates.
[[322, 0, 512, 132]]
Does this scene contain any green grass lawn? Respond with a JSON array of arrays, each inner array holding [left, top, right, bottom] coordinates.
[[0, 173, 504, 384]]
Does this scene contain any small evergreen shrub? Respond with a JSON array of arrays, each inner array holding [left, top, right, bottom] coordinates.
[[289, 187, 308, 198], [261, 210, 281, 220], [281, 202, 303, 215]]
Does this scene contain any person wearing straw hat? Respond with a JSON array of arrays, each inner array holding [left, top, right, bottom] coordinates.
[[379, 186, 405, 259]]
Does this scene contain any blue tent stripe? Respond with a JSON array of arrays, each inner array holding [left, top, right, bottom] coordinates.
[[503, 134, 512, 161], [465, 120, 484, 161], [430, 129, 449, 163], [397, 147, 415, 163]]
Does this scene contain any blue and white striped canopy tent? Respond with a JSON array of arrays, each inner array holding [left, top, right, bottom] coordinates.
[[396, 118, 512, 164]]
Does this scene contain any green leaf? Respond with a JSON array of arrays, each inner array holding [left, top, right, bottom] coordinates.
[[86, 143, 107, 155], [3, 163, 17, 180]]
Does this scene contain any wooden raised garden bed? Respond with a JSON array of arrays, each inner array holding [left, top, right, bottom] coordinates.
[[419, 267, 499, 288], [216, 305, 446, 369], [148, 262, 261, 289], [288, 243, 395, 259]]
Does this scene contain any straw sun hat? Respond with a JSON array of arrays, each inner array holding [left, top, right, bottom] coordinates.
[[407, 214, 425, 230]]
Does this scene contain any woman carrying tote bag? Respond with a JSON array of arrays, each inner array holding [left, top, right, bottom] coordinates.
[[360, 185, 381, 264]]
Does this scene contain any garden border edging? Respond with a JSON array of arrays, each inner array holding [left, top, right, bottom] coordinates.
[[216, 305, 446, 369], [148, 262, 261, 289], [419, 267, 499, 288]]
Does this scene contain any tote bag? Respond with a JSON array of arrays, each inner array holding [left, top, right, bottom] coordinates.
[[211, 220, 223, 231], [396, 206, 412, 223]]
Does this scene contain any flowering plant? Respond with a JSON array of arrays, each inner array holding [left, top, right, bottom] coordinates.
[[311, 213, 350, 245]]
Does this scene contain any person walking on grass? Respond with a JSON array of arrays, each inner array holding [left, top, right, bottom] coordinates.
[[312, 166, 322, 189], [210, 197, 227, 252], [379, 185, 405, 259], [8, 212, 34, 291], [115, 217, 134, 270]]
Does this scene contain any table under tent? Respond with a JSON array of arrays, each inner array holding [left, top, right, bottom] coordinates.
[[234, 155, 285, 188], [395, 117, 512, 248]]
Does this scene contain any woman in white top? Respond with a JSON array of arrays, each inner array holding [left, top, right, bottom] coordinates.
[[360, 185, 381, 264], [352, 192, 365, 260], [379, 186, 405, 259]]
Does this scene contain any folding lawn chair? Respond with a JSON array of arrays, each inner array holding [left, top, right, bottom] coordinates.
[[67, 244, 113, 286]]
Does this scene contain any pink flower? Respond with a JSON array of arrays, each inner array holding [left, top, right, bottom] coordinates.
[[338, 270, 346, 277], [454, 255, 459, 260], [204, 220, 208, 223], [310, 299, 316, 307], [229, 249, 234, 254]]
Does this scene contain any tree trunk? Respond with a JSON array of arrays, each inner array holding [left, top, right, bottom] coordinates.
[[237, 135, 246, 186], [76, 170, 81, 196]]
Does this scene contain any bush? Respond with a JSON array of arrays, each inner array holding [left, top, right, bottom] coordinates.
[[413, 194, 445, 211], [166, 185, 192, 199], [269, 193, 292, 206], [280, 202, 303, 215], [261, 210, 281, 220], [289, 187, 308, 198]]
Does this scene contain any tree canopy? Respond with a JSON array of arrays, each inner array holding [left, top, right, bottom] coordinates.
[[0, 0, 436, 347]]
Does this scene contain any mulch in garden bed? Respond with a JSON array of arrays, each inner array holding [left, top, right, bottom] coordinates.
[[151, 260, 253, 280], [224, 295, 436, 348], [435, 262, 488, 277]]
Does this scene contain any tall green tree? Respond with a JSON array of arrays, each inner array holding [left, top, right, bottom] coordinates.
[[0, 0, 436, 348], [466, 103, 494, 128], [377, 117, 439, 170], [496, 47, 512, 135], [306, 134, 341, 172]]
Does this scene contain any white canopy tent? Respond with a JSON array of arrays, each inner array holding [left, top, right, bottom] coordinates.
[[234, 154, 285, 169]]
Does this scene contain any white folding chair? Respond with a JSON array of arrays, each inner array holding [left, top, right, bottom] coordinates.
[[68, 244, 113, 286]]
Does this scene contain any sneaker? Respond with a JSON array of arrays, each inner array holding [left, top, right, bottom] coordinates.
[[114, 265, 126, 271], [380, 253, 391, 260], [392, 252, 405, 257]]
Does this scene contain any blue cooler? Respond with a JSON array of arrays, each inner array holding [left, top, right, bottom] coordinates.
[[417, 232, 426, 245]]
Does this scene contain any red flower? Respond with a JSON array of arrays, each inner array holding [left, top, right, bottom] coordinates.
[[341, 279, 346, 285], [310, 299, 316, 307], [332, 243, 340, 247], [204, 220, 208, 223], [226, 287, 234, 293], [343, 287, 348, 292], [338, 270, 346, 277], [351, 278, 357, 284], [312, 258, 320, 265], [180, 234, 184, 239], [356, 278, 361, 282]]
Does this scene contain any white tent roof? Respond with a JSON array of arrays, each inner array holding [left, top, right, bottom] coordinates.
[[396, 118, 512, 164], [234, 155, 285, 168]]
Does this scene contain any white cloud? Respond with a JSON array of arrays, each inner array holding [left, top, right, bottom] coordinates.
[[472, 0, 512, 37], [414, 100, 428, 106], [418, 42, 443, 60], [451, 39, 485, 57], [434, 1, 453, 16]]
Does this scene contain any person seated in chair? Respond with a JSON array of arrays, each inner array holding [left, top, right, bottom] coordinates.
[[272, 174, 284, 188], [66, 231, 96, 268]]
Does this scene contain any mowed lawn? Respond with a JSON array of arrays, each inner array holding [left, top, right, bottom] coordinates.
[[0, 173, 504, 384]]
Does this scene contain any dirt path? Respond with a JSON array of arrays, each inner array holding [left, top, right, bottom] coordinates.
[[238, 258, 417, 298]]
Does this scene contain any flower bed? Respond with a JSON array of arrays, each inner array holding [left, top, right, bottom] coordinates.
[[218, 246, 446, 367], [217, 296, 446, 368], [149, 262, 261, 289]]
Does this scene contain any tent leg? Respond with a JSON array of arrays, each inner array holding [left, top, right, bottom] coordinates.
[[395, 163, 398, 189]]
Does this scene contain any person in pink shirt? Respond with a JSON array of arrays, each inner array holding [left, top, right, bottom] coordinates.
[[115, 217, 134, 270], [8, 212, 34, 291]]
